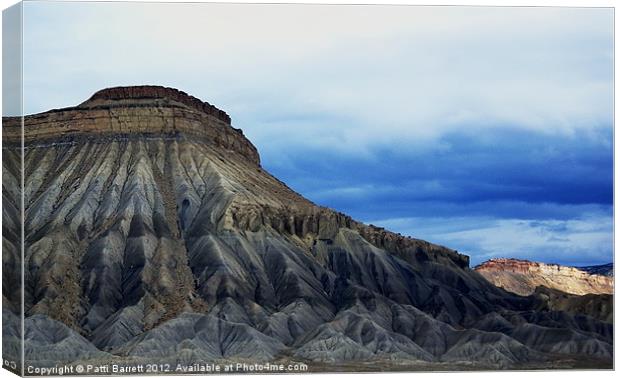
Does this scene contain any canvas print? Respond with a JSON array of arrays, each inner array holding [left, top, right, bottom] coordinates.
[[1, 1, 614, 375]]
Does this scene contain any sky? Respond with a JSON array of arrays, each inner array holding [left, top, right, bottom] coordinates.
[[7, 1, 614, 266]]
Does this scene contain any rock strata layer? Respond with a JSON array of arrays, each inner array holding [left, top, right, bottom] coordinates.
[[3, 85, 258, 164], [475, 258, 614, 296]]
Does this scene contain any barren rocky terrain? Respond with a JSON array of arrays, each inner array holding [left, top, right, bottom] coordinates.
[[2, 86, 613, 372], [475, 258, 613, 296]]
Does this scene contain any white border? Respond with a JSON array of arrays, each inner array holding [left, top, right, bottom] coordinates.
[[0, 1, 616, 378]]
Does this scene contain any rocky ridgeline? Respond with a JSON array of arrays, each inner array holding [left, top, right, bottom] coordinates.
[[578, 263, 614, 277], [85, 85, 231, 123], [3, 85, 259, 164], [226, 203, 469, 269], [475, 258, 614, 296]]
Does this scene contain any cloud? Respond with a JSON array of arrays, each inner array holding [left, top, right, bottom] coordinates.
[[259, 124, 613, 267], [20, 3, 613, 147], [265, 127, 612, 220], [370, 211, 613, 267]]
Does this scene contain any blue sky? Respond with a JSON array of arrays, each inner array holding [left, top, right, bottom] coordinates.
[[10, 2, 613, 266]]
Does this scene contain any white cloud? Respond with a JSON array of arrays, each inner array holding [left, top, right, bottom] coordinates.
[[371, 210, 613, 266], [19, 3, 613, 154]]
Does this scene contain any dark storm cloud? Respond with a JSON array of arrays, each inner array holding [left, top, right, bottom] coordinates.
[[261, 126, 612, 221], [257, 125, 613, 267]]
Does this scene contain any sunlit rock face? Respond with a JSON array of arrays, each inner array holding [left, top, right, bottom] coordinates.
[[2, 86, 612, 370], [475, 258, 613, 296]]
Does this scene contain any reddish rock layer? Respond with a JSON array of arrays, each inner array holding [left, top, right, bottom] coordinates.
[[475, 258, 613, 296]]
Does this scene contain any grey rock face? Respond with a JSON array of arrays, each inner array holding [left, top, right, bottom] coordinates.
[[2, 309, 109, 366], [117, 313, 287, 363], [2, 87, 613, 370], [576, 263, 614, 277]]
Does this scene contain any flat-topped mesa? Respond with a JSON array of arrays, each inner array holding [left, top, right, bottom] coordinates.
[[2, 85, 260, 165], [475, 258, 552, 274], [474, 258, 614, 296], [475, 258, 582, 275], [83, 86, 231, 124]]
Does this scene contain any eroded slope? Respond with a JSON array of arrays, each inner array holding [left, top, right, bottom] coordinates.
[[2, 86, 612, 370]]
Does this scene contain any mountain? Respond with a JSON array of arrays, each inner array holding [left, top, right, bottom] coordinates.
[[576, 263, 614, 277], [2, 86, 612, 371], [474, 259, 614, 323], [532, 286, 613, 323], [474, 258, 614, 297]]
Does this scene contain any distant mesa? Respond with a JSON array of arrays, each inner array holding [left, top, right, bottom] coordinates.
[[474, 258, 613, 296]]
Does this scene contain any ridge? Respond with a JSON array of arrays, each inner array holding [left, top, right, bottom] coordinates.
[[474, 258, 614, 296], [2, 86, 260, 165], [83, 85, 231, 124]]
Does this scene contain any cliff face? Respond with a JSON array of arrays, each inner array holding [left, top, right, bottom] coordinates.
[[533, 286, 613, 323], [3, 85, 258, 164], [2, 86, 612, 370], [475, 258, 614, 296], [85, 85, 232, 123]]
